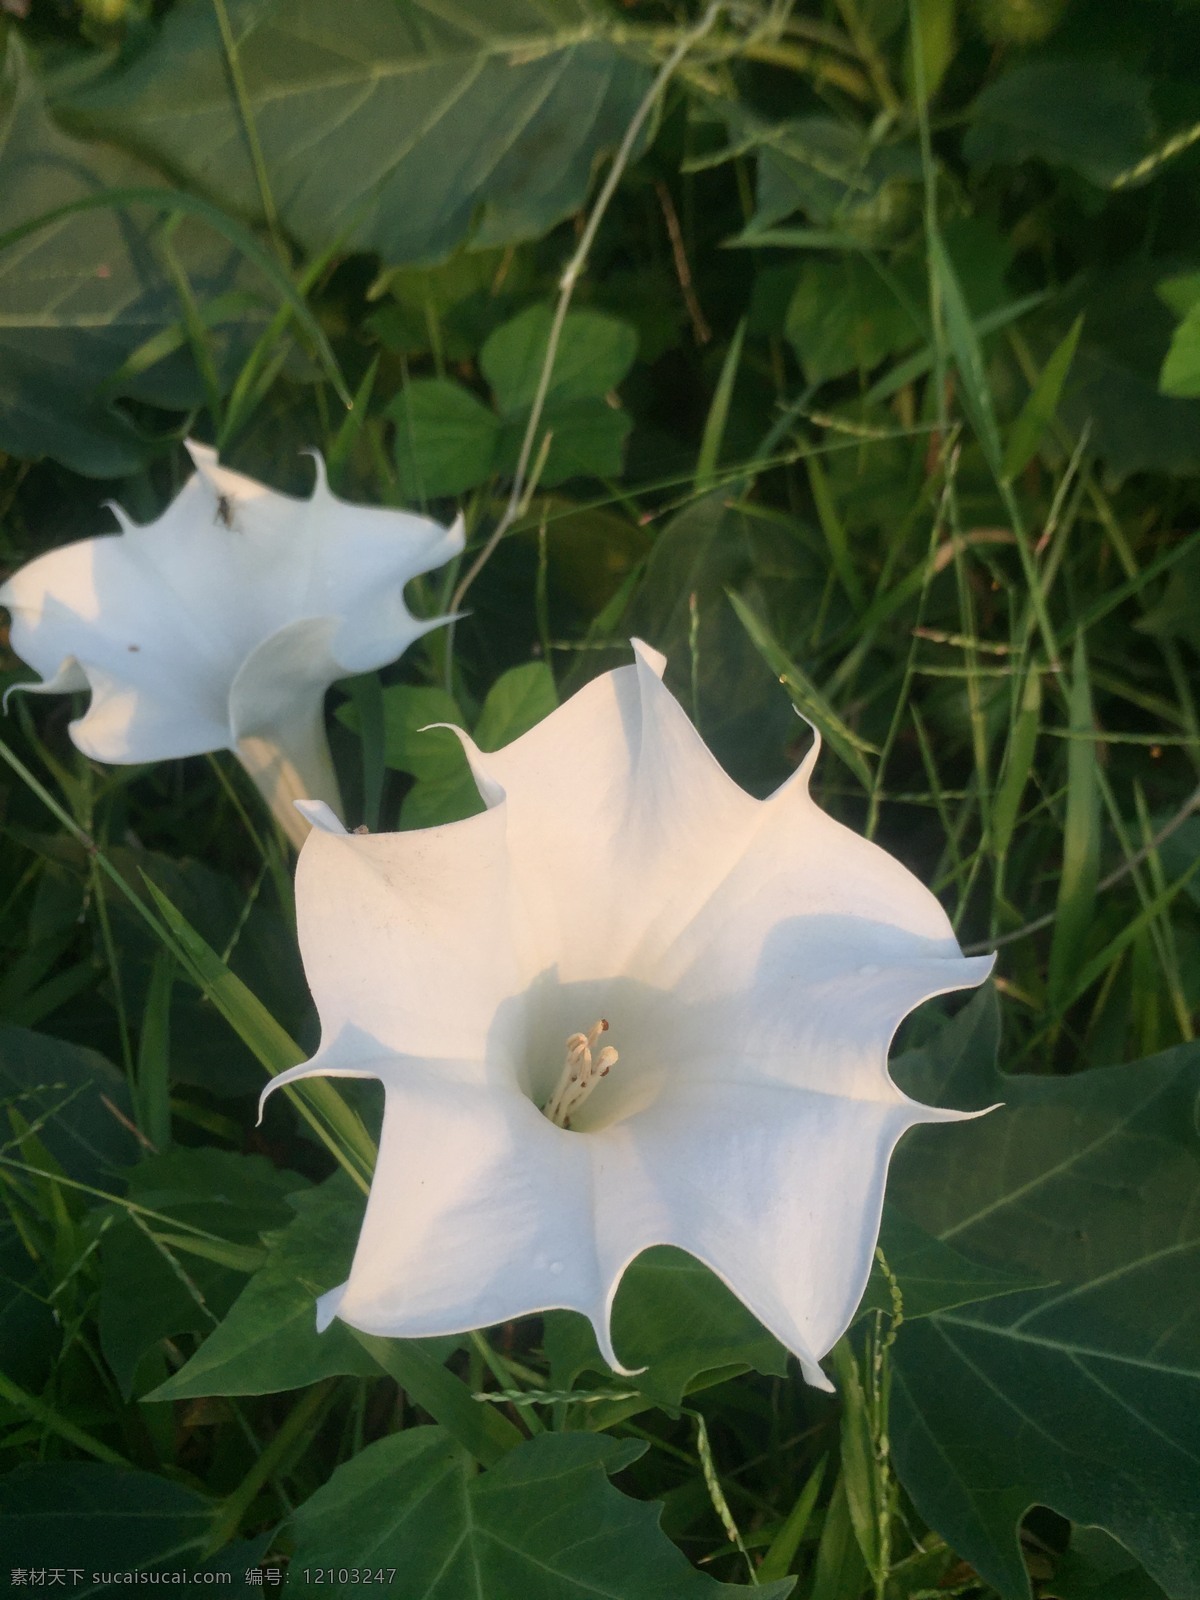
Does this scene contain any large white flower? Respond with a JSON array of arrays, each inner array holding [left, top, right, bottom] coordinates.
[[264, 643, 992, 1387], [0, 443, 463, 845]]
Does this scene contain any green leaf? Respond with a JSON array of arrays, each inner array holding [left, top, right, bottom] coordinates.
[[1047, 636, 1101, 1006], [856, 1208, 1037, 1325], [784, 256, 923, 385], [0, 1463, 215, 1587], [607, 494, 813, 792], [1062, 262, 1200, 478], [928, 228, 1004, 475], [694, 317, 745, 493], [345, 666, 556, 826], [60, 0, 653, 269], [148, 1177, 389, 1399], [475, 661, 558, 750], [0, 1023, 138, 1186], [289, 1427, 795, 1597], [1159, 301, 1200, 398], [964, 60, 1154, 187], [388, 377, 500, 500], [735, 115, 920, 243], [100, 1148, 304, 1398], [497, 396, 633, 487], [0, 34, 257, 471], [990, 664, 1043, 862], [481, 305, 639, 417], [352, 1334, 522, 1468], [1049, 1527, 1169, 1600], [1002, 314, 1083, 480], [141, 879, 377, 1184], [545, 1246, 789, 1411], [886, 988, 1200, 1600]]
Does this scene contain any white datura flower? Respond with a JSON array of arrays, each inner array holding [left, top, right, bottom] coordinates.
[[0, 443, 463, 845], [263, 643, 993, 1388]]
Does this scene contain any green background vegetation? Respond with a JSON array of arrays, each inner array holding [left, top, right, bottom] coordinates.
[[0, 1, 1198, 1596]]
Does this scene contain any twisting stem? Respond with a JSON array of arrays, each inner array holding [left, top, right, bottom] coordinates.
[[450, 2, 725, 614]]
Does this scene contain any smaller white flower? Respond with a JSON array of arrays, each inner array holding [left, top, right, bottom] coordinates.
[[0, 443, 463, 844]]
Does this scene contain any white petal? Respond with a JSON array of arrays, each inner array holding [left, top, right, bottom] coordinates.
[[291, 805, 532, 1073], [588, 1081, 931, 1385], [3, 654, 89, 708], [453, 639, 760, 983], [310, 1070, 609, 1343]]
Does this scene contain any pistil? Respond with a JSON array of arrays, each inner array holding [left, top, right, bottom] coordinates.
[[543, 1019, 618, 1129]]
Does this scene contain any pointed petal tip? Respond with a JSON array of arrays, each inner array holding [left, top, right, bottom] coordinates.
[[802, 1355, 836, 1393], [629, 638, 667, 679], [183, 438, 217, 472], [315, 1283, 346, 1333], [295, 799, 348, 836]]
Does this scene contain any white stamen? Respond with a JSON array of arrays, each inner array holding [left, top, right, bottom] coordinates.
[[543, 1019, 618, 1129]]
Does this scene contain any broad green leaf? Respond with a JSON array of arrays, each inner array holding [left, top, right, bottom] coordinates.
[[964, 60, 1153, 187], [345, 665, 556, 826], [388, 377, 500, 500], [1159, 301, 1200, 398], [545, 1246, 789, 1411], [289, 1427, 796, 1597], [856, 1208, 1037, 1325], [1049, 1527, 1169, 1600], [0, 1463, 215, 1586], [474, 661, 558, 750], [733, 114, 921, 243], [498, 396, 633, 487], [610, 495, 814, 793], [785, 256, 923, 386], [62, 0, 652, 268], [887, 988, 1200, 1600], [0, 1023, 138, 1186], [148, 1178, 390, 1399], [343, 684, 465, 780], [728, 590, 877, 790], [99, 1148, 303, 1398], [0, 35, 257, 472], [1062, 262, 1200, 478], [1003, 314, 1083, 480], [481, 305, 639, 417]]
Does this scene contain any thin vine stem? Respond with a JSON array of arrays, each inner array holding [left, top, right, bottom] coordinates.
[[450, 1, 726, 615]]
